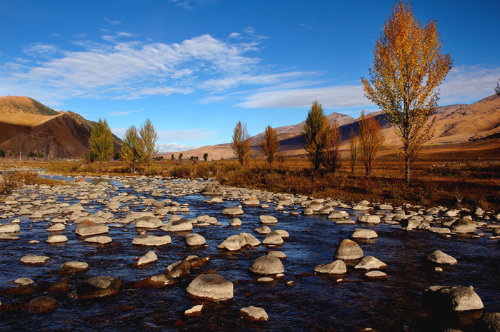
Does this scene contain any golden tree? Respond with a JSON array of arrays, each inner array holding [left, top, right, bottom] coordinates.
[[138, 119, 158, 171], [322, 120, 342, 173], [232, 121, 251, 166], [358, 112, 384, 176], [262, 125, 280, 166], [303, 101, 328, 171], [89, 118, 114, 165], [361, 1, 452, 182], [349, 128, 358, 173], [120, 126, 141, 173]]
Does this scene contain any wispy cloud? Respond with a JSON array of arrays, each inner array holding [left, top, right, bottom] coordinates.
[[110, 109, 143, 116], [22, 43, 60, 57], [104, 18, 121, 25], [168, 0, 193, 10]]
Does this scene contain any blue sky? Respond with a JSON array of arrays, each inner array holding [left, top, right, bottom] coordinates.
[[0, 0, 499, 152]]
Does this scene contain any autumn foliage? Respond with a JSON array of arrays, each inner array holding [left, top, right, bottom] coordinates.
[[262, 125, 280, 165], [303, 101, 328, 171], [361, 1, 452, 182], [232, 121, 251, 166], [358, 112, 384, 176]]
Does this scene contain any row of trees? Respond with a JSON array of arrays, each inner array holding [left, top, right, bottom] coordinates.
[[88, 118, 158, 172], [231, 122, 280, 166]]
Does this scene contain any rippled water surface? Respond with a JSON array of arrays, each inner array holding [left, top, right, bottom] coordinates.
[[0, 176, 498, 331]]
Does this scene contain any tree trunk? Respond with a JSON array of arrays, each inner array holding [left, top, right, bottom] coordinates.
[[405, 156, 410, 183]]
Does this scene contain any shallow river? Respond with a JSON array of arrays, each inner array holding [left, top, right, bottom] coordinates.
[[0, 176, 498, 331]]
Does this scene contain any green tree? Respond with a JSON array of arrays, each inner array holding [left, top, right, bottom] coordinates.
[[138, 119, 158, 171], [203, 153, 208, 161], [322, 120, 342, 173], [262, 125, 280, 166], [120, 126, 141, 173], [89, 118, 114, 164], [358, 112, 384, 176], [0, 150, 5, 157], [171, 154, 175, 161], [179, 153, 183, 161], [232, 121, 251, 166], [303, 101, 328, 171], [361, 1, 452, 182]]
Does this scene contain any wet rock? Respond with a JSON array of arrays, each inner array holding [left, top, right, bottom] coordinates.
[[137, 250, 157, 267], [47, 234, 68, 244], [186, 273, 233, 301], [185, 304, 204, 317], [134, 273, 176, 289], [15, 277, 35, 286], [427, 250, 458, 265], [263, 231, 284, 246], [474, 207, 485, 217], [364, 270, 388, 280], [239, 233, 261, 247], [257, 277, 274, 283], [254, 226, 271, 235], [47, 223, 65, 232], [217, 234, 245, 251], [230, 218, 242, 226], [135, 216, 163, 229], [161, 218, 193, 232], [303, 208, 314, 215], [243, 198, 260, 207], [249, 255, 284, 275], [260, 215, 278, 225], [357, 214, 381, 224], [20, 254, 50, 266], [222, 206, 244, 216], [239, 306, 269, 322], [314, 260, 347, 274], [75, 223, 109, 237], [0, 223, 20, 233], [28, 296, 59, 314], [185, 255, 210, 269], [132, 234, 171, 246], [477, 313, 500, 332], [352, 229, 378, 240], [355, 256, 387, 270], [77, 276, 122, 299], [328, 210, 349, 219], [378, 204, 393, 211], [444, 209, 460, 218], [84, 235, 112, 244], [401, 217, 422, 231], [59, 261, 89, 274], [334, 239, 364, 260], [424, 285, 484, 311], [429, 227, 451, 235], [268, 250, 287, 259], [451, 217, 477, 234], [186, 233, 206, 246], [166, 260, 191, 278], [48, 282, 71, 295]]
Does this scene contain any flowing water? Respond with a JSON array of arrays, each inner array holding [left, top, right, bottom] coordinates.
[[0, 176, 498, 331]]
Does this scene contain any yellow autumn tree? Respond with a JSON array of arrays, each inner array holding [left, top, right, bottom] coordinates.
[[322, 120, 342, 173], [232, 121, 251, 166], [303, 101, 328, 172], [361, 1, 452, 182], [262, 125, 280, 166], [358, 112, 384, 176]]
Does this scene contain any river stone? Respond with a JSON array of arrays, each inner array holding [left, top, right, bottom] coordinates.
[[239, 233, 261, 247], [137, 250, 157, 267], [134, 273, 176, 289], [161, 218, 193, 232], [185, 304, 204, 317], [303, 208, 314, 215], [378, 204, 393, 210], [364, 270, 388, 280], [355, 256, 387, 270], [28, 296, 59, 314], [83, 235, 112, 244], [451, 217, 477, 234], [243, 198, 260, 207], [268, 250, 287, 259], [186, 233, 206, 246], [263, 231, 284, 246], [186, 273, 233, 302], [0, 223, 20, 233], [424, 285, 484, 311], [222, 206, 244, 216], [334, 239, 364, 260], [477, 313, 500, 332], [427, 250, 458, 265], [230, 218, 242, 226], [314, 260, 347, 274], [260, 215, 278, 225], [328, 210, 349, 219], [59, 261, 89, 274], [166, 260, 191, 278], [47, 223, 65, 232], [218, 234, 245, 251], [77, 276, 122, 299], [352, 229, 378, 240], [47, 234, 68, 244], [135, 216, 163, 229], [254, 226, 272, 235], [132, 235, 171, 246], [357, 214, 381, 224], [75, 223, 109, 237], [239, 306, 269, 322], [249, 255, 284, 275], [15, 277, 34, 286], [20, 254, 50, 266]]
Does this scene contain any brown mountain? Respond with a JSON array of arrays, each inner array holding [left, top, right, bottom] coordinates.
[[0, 96, 121, 159], [175, 94, 500, 160]]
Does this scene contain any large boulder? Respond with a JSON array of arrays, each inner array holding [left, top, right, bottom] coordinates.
[[222, 206, 244, 216], [239, 306, 269, 322], [186, 233, 206, 246], [334, 239, 364, 260], [351, 229, 378, 240], [427, 250, 458, 265], [262, 231, 284, 246], [424, 285, 484, 311], [186, 273, 233, 302], [77, 276, 122, 299], [451, 217, 477, 234], [314, 260, 347, 274], [354, 256, 387, 270], [249, 255, 284, 275], [0, 223, 20, 233], [260, 215, 278, 225]]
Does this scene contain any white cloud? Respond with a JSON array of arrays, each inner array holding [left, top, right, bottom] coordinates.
[[104, 18, 121, 25], [238, 85, 372, 109], [158, 143, 197, 153], [22, 43, 60, 57], [229, 32, 241, 39], [110, 109, 143, 116], [168, 0, 193, 10]]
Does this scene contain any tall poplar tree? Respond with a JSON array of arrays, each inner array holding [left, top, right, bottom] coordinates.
[[89, 119, 114, 164]]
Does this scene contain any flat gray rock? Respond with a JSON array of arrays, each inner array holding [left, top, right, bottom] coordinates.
[[186, 273, 233, 301]]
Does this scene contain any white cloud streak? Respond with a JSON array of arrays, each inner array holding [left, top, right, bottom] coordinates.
[[110, 109, 143, 116]]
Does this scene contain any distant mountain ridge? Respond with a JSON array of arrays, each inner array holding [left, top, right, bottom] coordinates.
[[0, 96, 121, 158], [174, 95, 500, 160]]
